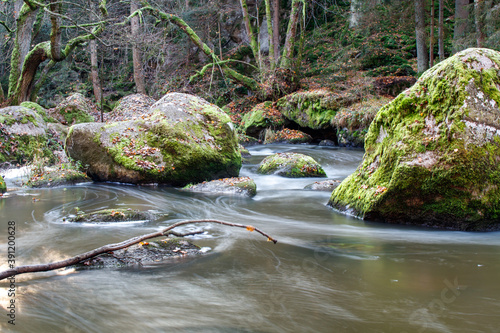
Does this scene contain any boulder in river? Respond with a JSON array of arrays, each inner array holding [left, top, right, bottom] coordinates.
[[329, 48, 500, 231], [77, 238, 203, 268], [69, 208, 164, 223], [257, 152, 327, 178], [66, 93, 241, 186], [183, 177, 257, 197], [304, 179, 341, 191]]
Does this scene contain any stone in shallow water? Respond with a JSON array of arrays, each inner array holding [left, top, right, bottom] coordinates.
[[257, 152, 327, 178], [182, 177, 257, 197], [76, 238, 204, 268]]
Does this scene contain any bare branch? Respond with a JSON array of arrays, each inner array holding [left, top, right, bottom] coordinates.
[[0, 220, 277, 281]]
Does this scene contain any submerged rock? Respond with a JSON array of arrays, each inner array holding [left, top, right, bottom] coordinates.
[[69, 208, 164, 223], [66, 93, 241, 186], [76, 238, 203, 268], [257, 152, 327, 178], [183, 177, 257, 197], [304, 179, 341, 191], [329, 48, 500, 231]]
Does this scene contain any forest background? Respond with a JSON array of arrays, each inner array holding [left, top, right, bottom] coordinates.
[[0, 0, 499, 120]]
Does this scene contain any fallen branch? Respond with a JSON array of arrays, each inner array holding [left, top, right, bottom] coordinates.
[[0, 219, 277, 281]]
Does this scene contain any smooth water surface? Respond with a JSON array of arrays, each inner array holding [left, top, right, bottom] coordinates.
[[1, 144, 500, 332]]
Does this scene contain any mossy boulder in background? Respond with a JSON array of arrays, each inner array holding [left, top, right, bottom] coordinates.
[[241, 101, 285, 137], [329, 48, 500, 231], [108, 93, 156, 122], [257, 152, 326, 178], [20, 102, 57, 123], [0, 106, 58, 165], [66, 93, 241, 186], [263, 128, 312, 144], [49, 93, 98, 125], [277, 88, 360, 141]]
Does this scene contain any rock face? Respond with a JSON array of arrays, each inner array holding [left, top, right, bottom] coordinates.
[[257, 152, 327, 178], [329, 48, 500, 231], [66, 93, 241, 186], [49, 93, 98, 125], [241, 101, 285, 137], [183, 177, 257, 197], [0, 106, 58, 165]]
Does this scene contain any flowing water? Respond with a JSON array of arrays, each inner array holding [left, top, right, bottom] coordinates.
[[1, 144, 500, 333]]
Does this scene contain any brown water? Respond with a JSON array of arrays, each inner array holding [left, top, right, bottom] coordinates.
[[1, 144, 500, 333]]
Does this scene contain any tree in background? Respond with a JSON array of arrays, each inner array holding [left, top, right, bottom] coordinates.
[[1, 0, 108, 106], [415, 0, 429, 73]]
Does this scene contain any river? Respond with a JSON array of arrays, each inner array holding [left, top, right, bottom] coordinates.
[[1, 144, 500, 332]]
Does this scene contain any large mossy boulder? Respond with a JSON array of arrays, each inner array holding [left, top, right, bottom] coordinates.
[[0, 106, 58, 165], [328, 48, 500, 231], [49, 93, 98, 125], [257, 152, 326, 178], [66, 93, 241, 186]]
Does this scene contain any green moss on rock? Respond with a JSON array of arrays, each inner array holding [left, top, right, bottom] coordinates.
[[0, 106, 56, 165], [257, 152, 327, 178], [49, 93, 97, 125], [328, 48, 500, 231], [67, 93, 242, 186], [70, 208, 163, 223], [0, 175, 6, 194], [241, 101, 285, 137]]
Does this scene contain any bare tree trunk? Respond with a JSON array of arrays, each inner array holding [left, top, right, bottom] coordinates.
[[415, 0, 429, 73], [131, 1, 146, 94], [272, 0, 280, 65], [454, 0, 469, 52], [430, 0, 435, 67], [89, 40, 101, 104], [438, 0, 445, 60], [474, 0, 486, 47], [281, 0, 302, 69], [349, 0, 362, 28]]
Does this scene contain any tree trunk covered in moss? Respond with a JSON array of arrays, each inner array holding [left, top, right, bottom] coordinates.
[[127, 5, 262, 93], [280, 0, 302, 69], [272, 0, 280, 65], [415, 0, 429, 73], [8, 2, 38, 102], [240, 0, 261, 68], [5, 0, 108, 105]]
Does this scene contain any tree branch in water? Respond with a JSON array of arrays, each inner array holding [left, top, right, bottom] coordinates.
[[0, 219, 277, 281]]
